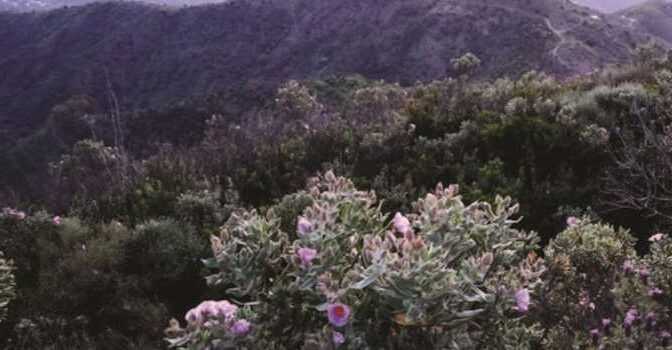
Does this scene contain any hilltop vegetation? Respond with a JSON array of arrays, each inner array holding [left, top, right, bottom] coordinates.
[[2, 50, 672, 348]]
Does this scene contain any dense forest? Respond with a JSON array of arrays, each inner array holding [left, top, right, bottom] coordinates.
[[1, 46, 672, 348]]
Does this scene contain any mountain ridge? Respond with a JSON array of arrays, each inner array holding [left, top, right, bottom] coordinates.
[[0, 0, 668, 151]]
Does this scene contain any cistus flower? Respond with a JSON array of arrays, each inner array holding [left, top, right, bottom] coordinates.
[[185, 307, 203, 325], [53, 216, 62, 227], [661, 331, 671, 342], [650, 288, 664, 297], [579, 297, 595, 310], [624, 308, 637, 327], [393, 212, 414, 240], [566, 216, 580, 227], [214, 300, 238, 319], [639, 268, 651, 282], [297, 247, 317, 267], [231, 319, 250, 335], [326, 303, 351, 327], [649, 233, 665, 243], [623, 260, 634, 273], [332, 330, 345, 344], [8, 209, 25, 220], [297, 217, 312, 236], [602, 318, 611, 328], [514, 289, 530, 312], [188, 300, 238, 322]]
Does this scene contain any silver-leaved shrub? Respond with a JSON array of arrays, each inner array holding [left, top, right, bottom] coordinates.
[[167, 171, 545, 349], [0, 251, 16, 323]]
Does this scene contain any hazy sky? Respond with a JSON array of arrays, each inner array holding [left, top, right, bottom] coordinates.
[[572, 0, 648, 13]]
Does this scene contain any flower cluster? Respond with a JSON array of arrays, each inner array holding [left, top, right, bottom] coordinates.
[[165, 300, 254, 349], [2, 208, 26, 221]]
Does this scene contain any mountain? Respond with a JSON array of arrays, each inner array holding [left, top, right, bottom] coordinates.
[[572, 0, 647, 13], [0, 0, 229, 12], [618, 0, 672, 42], [0, 0, 664, 146]]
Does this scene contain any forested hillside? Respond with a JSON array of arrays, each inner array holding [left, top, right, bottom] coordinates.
[[0, 0, 664, 151]]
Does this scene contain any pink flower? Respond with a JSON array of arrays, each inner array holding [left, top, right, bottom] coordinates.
[[214, 300, 238, 319], [624, 308, 637, 327], [298, 247, 317, 267], [326, 303, 351, 327], [661, 331, 671, 340], [639, 268, 651, 282], [393, 212, 414, 240], [53, 216, 62, 227], [602, 318, 611, 327], [332, 330, 345, 344], [231, 319, 250, 335], [622, 260, 634, 273], [196, 300, 218, 318], [590, 328, 600, 337], [7, 209, 26, 220], [649, 233, 665, 243], [579, 297, 595, 310], [566, 216, 580, 227], [194, 300, 238, 320], [185, 307, 203, 325], [514, 289, 530, 313], [297, 217, 312, 236], [650, 288, 664, 297]]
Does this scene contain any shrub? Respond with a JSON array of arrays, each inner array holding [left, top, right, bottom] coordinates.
[[168, 171, 545, 349], [0, 251, 15, 324], [540, 222, 672, 349], [123, 219, 209, 314]]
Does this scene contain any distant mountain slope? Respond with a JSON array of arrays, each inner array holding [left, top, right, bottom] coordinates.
[[0, 0, 665, 148], [0, 0, 227, 12], [618, 0, 672, 42]]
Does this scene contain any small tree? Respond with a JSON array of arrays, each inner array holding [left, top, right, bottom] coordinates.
[[451, 52, 482, 78]]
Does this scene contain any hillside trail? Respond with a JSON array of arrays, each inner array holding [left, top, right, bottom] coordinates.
[[544, 18, 578, 67], [455, 1, 581, 68]]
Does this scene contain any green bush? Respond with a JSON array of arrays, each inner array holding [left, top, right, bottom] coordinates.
[[123, 219, 208, 314]]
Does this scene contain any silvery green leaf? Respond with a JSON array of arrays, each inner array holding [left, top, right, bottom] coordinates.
[[350, 264, 385, 289], [456, 308, 485, 318]]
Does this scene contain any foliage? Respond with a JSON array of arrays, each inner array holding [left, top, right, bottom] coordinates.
[[0, 251, 16, 324], [540, 219, 672, 349], [169, 172, 545, 349]]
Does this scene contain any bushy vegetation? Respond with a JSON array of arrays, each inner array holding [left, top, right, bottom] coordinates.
[[2, 52, 672, 348]]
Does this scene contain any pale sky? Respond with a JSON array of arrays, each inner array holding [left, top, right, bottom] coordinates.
[[572, 0, 648, 13]]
